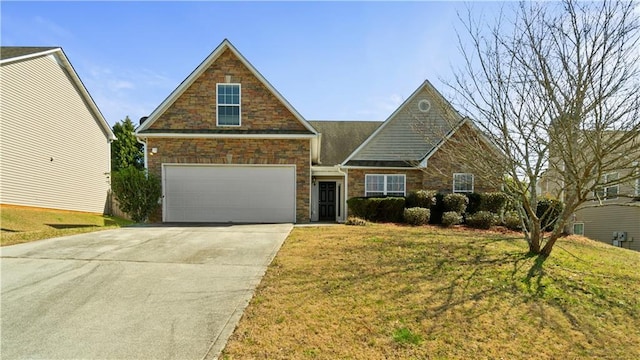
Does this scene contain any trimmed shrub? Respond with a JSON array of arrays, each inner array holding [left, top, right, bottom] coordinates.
[[443, 193, 469, 214], [405, 190, 437, 209], [111, 167, 162, 223], [480, 192, 508, 214], [345, 216, 367, 226], [504, 211, 523, 231], [536, 198, 564, 231], [465, 211, 498, 229], [403, 207, 431, 226], [442, 211, 463, 227], [465, 192, 483, 214], [347, 197, 405, 223]]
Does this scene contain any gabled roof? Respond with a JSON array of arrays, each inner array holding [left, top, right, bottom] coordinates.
[[343, 80, 463, 167], [0, 46, 115, 141], [136, 39, 317, 135], [309, 120, 382, 165]]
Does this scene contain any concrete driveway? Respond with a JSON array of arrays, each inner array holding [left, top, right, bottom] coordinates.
[[0, 223, 292, 359]]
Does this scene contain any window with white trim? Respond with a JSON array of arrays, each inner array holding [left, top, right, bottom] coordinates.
[[365, 174, 406, 197], [217, 83, 241, 126], [573, 223, 584, 236], [453, 173, 474, 193], [595, 172, 618, 200]]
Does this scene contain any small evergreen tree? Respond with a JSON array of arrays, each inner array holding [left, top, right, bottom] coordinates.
[[111, 167, 161, 223], [111, 116, 143, 171]]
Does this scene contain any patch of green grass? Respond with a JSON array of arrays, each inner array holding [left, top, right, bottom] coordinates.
[[393, 326, 423, 345], [222, 224, 640, 359], [1, 205, 133, 246]]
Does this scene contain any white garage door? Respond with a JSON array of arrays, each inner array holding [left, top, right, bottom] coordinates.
[[163, 165, 296, 223]]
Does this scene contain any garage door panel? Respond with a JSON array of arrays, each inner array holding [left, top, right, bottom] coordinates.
[[164, 165, 295, 223]]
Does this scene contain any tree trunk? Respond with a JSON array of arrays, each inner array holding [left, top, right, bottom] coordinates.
[[528, 220, 542, 254], [541, 232, 560, 256]]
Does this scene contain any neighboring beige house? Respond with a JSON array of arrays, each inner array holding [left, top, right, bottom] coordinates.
[[0, 47, 116, 213], [570, 154, 640, 252], [135, 39, 502, 224]]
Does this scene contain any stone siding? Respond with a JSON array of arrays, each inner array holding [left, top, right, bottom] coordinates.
[[147, 137, 311, 222], [148, 48, 308, 132]]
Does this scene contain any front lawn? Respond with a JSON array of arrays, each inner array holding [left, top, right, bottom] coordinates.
[[0, 205, 133, 246], [222, 224, 640, 359]]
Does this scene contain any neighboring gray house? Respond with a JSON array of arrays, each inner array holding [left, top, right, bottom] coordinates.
[[0, 47, 116, 213]]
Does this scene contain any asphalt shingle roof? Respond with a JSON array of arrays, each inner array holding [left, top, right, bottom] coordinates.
[[0, 47, 58, 61], [309, 120, 382, 165]]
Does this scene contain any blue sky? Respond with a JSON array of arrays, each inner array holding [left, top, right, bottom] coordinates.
[[1, 1, 503, 127]]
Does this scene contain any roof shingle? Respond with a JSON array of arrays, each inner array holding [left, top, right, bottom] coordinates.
[[0, 47, 58, 61]]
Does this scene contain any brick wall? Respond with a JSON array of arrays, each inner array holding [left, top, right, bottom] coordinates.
[[147, 137, 311, 222], [148, 48, 308, 132]]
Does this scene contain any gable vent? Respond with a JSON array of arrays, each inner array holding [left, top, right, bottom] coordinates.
[[418, 99, 431, 113]]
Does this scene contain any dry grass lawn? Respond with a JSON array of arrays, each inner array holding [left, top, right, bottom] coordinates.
[[222, 224, 640, 359], [1, 205, 132, 246]]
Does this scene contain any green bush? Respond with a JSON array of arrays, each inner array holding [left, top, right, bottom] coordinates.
[[480, 192, 508, 214], [405, 190, 437, 209], [536, 198, 564, 231], [442, 211, 463, 227], [443, 193, 469, 214], [403, 207, 431, 226], [465, 211, 498, 229], [347, 197, 405, 223], [504, 211, 523, 231], [111, 167, 162, 223]]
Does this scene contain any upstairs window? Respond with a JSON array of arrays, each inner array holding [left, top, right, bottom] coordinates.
[[365, 174, 406, 197], [453, 173, 474, 193], [217, 84, 241, 126], [595, 172, 618, 200]]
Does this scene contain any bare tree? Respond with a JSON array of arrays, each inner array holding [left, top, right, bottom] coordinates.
[[447, 0, 640, 256]]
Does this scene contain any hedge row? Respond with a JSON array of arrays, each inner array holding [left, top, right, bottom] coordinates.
[[347, 191, 563, 230]]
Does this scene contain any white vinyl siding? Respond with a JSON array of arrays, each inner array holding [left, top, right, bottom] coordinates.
[[163, 165, 295, 223], [217, 83, 241, 126], [453, 173, 474, 193], [0, 54, 111, 213], [365, 174, 406, 197]]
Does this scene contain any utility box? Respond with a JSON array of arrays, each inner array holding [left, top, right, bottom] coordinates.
[[612, 231, 629, 242]]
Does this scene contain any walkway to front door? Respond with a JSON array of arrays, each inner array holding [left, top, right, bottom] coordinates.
[[318, 181, 336, 221]]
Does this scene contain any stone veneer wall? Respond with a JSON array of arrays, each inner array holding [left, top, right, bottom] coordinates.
[[147, 48, 308, 132], [147, 137, 311, 222]]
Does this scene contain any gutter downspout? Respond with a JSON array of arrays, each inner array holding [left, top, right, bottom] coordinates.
[[136, 136, 148, 170]]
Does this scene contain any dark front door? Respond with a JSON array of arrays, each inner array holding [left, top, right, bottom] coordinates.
[[319, 181, 336, 221]]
